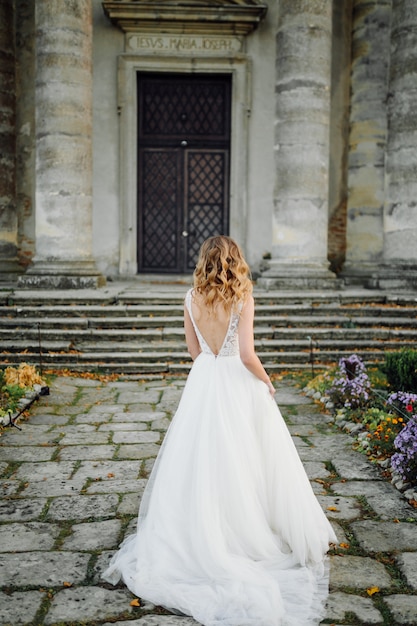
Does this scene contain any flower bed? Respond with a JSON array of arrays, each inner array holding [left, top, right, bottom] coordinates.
[[304, 354, 417, 505], [0, 364, 47, 429]]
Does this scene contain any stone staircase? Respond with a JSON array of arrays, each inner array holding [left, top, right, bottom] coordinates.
[[1, 281, 417, 375]]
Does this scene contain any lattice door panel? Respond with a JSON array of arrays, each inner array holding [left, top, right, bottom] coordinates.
[[185, 151, 229, 270], [137, 73, 231, 273], [139, 75, 230, 139], [139, 150, 180, 271]]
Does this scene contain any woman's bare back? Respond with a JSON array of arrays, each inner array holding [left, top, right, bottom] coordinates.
[[190, 293, 232, 356]]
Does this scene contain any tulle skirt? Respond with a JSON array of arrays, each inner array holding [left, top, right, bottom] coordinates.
[[103, 353, 337, 625]]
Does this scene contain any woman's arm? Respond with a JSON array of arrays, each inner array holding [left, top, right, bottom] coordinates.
[[238, 296, 275, 396], [184, 305, 202, 361]]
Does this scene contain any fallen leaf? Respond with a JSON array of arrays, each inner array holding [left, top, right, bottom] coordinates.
[[327, 506, 340, 512], [339, 542, 349, 549], [366, 586, 379, 596], [107, 473, 115, 478], [63, 581, 72, 587], [130, 598, 140, 607]]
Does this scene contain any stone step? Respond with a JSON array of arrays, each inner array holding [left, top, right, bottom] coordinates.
[[0, 325, 417, 342], [2, 301, 417, 319], [1, 337, 410, 358], [1, 348, 388, 372], [2, 286, 416, 374], [3, 313, 417, 332], [2, 287, 417, 308]]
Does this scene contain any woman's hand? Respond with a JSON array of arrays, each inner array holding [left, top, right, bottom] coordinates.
[[266, 380, 275, 397]]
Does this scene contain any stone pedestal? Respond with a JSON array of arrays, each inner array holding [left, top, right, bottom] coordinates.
[[18, 0, 104, 288], [377, 0, 417, 289], [258, 0, 338, 290]]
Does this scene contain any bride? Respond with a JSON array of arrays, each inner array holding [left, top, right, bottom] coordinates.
[[103, 235, 336, 625]]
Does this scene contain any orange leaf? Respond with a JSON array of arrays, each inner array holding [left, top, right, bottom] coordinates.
[[130, 598, 140, 607], [366, 586, 379, 596], [107, 473, 115, 478], [339, 542, 349, 549], [63, 581, 72, 587], [327, 506, 339, 512]]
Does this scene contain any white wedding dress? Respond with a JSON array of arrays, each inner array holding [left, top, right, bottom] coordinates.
[[103, 289, 337, 625]]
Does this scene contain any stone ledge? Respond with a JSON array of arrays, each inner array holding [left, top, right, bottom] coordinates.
[[102, 0, 268, 35]]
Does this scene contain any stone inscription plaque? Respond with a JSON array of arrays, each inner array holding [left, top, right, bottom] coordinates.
[[127, 34, 242, 54]]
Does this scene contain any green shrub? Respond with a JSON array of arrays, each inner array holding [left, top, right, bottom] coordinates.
[[383, 349, 417, 392]]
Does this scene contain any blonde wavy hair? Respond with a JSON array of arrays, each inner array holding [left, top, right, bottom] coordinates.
[[193, 235, 253, 312]]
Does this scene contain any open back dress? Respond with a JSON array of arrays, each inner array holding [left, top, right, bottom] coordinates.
[[103, 288, 337, 625]]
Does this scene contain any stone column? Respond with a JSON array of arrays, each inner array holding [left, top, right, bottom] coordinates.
[[20, 0, 103, 288], [258, 0, 337, 289], [16, 0, 36, 271], [0, 0, 19, 280], [342, 0, 391, 286], [378, 0, 417, 288]]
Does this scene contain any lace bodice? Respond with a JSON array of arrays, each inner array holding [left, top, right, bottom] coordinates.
[[185, 289, 240, 357]]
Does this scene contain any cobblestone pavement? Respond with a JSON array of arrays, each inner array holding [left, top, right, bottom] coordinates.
[[1, 374, 417, 626]]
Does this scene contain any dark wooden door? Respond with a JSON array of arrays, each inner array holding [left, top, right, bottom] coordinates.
[[137, 73, 231, 273]]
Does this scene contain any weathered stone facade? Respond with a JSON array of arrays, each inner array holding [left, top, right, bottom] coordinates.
[[1, 0, 416, 289]]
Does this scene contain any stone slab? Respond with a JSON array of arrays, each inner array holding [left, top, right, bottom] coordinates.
[[302, 461, 331, 480], [59, 431, 110, 445], [112, 411, 166, 423], [43, 586, 134, 625], [0, 590, 44, 625], [93, 550, 117, 584], [351, 521, 417, 552], [118, 390, 161, 404], [325, 591, 383, 623], [1, 431, 62, 447], [46, 494, 119, 521], [116, 443, 161, 460], [88, 404, 122, 414], [0, 551, 90, 586], [99, 422, 148, 431], [14, 461, 76, 481], [59, 444, 117, 460], [330, 480, 394, 498], [102, 618, 199, 626], [275, 389, 313, 405], [318, 495, 363, 521], [118, 492, 141, 515], [366, 494, 417, 521], [330, 555, 392, 590], [0, 445, 56, 462], [330, 453, 381, 480], [396, 553, 417, 590], [0, 479, 20, 497], [87, 477, 146, 495], [151, 416, 171, 430], [73, 460, 141, 482], [113, 431, 160, 444], [0, 498, 47, 522], [28, 414, 72, 425], [287, 424, 320, 436], [62, 519, 122, 550], [157, 387, 184, 411], [20, 478, 85, 498], [75, 412, 114, 424], [0, 522, 60, 552], [383, 594, 417, 625]]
